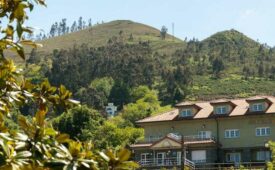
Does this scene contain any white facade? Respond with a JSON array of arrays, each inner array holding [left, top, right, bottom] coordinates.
[[105, 103, 117, 117]]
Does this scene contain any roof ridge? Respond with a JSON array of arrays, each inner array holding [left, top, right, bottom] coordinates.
[[137, 95, 275, 124]]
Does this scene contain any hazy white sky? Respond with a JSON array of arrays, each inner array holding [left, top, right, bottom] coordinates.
[[28, 0, 275, 46]]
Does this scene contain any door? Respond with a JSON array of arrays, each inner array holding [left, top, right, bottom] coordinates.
[[157, 152, 165, 165]]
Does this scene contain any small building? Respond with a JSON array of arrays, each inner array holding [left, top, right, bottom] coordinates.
[[130, 96, 275, 169], [105, 103, 117, 117]]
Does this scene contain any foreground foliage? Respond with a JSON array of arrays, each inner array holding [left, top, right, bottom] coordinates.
[[0, 0, 138, 169], [267, 141, 275, 170]]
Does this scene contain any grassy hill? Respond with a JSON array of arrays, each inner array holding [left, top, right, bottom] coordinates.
[[201, 29, 262, 59], [184, 29, 275, 100], [32, 20, 185, 56], [23, 20, 275, 104], [202, 29, 260, 47]]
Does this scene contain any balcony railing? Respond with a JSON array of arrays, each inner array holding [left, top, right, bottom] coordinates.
[[144, 133, 215, 143], [138, 157, 195, 169], [183, 135, 215, 141]]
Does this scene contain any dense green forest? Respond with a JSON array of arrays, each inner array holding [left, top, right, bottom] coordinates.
[[26, 22, 275, 110]]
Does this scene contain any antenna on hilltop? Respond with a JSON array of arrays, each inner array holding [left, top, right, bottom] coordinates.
[[172, 22, 175, 41]]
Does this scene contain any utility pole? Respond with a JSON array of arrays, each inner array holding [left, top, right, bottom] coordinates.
[[181, 134, 185, 169], [172, 22, 175, 42]]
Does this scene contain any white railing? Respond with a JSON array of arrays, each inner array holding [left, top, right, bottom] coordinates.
[[138, 157, 181, 167], [138, 157, 195, 169], [144, 134, 215, 143], [185, 158, 196, 169], [167, 133, 182, 140], [194, 162, 266, 170], [192, 159, 207, 163], [183, 135, 215, 141]]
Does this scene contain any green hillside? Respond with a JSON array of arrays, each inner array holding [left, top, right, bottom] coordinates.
[[25, 20, 275, 107], [184, 29, 275, 100], [34, 20, 185, 55]]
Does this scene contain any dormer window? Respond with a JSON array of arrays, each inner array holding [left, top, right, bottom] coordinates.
[[180, 109, 192, 117], [251, 103, 264, 112], [215, 106, 228, 115]]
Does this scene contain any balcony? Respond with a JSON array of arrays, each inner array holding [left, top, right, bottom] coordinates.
[[138, 157, 195, 169], [183, 134, 215, 142], [144, 133, 215, 143]]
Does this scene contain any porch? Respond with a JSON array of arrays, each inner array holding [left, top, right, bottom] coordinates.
[[131, 133, 217, 169], [138, 156, 195, 169]]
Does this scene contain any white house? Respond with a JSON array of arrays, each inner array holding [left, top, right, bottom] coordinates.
[[105, 103, 117, 117]]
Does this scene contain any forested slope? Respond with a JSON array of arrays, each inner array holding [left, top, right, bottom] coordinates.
[[25, 21, 275, 110]]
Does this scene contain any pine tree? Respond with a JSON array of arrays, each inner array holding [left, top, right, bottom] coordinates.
[[212, 57, 225, 78], [78, 17, 83, 30], [270, 66, 275, 80], [160, 26, 168, 40], [258, 63, 264, 77], [60, 18, 67, 35], [49, 24, 56, 37], [88, 18, 92, 27], [71, 21, 77, 32]]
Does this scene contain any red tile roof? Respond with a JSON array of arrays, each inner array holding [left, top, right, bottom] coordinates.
[[137, 95, 275, 123], [136, 109, 179, 123]]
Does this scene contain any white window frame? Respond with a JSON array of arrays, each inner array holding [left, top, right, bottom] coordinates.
[[198, 131, 212, 139], [216, 106, 227, 114], [180, 109, 192, 117], [141, 153, 150, 165], [256, 151, 271, 161], [251, 103, 264, 112], [191, 150, 206, 163], [256, 127, 271, 136], [226, 152, 241, 163], [156, 152, 165, 166], [225, 129, 240, 138], [176, 151, 181, 165]]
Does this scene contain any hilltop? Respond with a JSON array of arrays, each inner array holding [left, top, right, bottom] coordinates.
[[202, 29, 259, 46], [24, 20, 275, 106], [30, 20, 185, 56], [200, 29, 262, 61]]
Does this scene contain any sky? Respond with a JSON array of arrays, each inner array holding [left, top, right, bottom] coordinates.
[[28, 0, 275, 46]]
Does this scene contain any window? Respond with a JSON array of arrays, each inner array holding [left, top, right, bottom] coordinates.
[[191, 150, 206, 163], [215, 106, 227, 114], [180, 109, 192, 117], [256, 151, 271, 161], [251, 103, 264, 112], [157, 152, 165, 165], [225, 129, 240, 138], [141, 153, 150, 165], [256, 127, 270, 136], [198, 131, 211, 139], [226, 152, 241, 163]]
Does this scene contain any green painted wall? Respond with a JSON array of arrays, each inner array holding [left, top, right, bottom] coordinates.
[[141, 114, 275, 148], [218, 114, 275, 148]]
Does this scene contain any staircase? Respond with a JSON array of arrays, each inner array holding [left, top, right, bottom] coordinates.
[[184, 158, 195, 170]]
